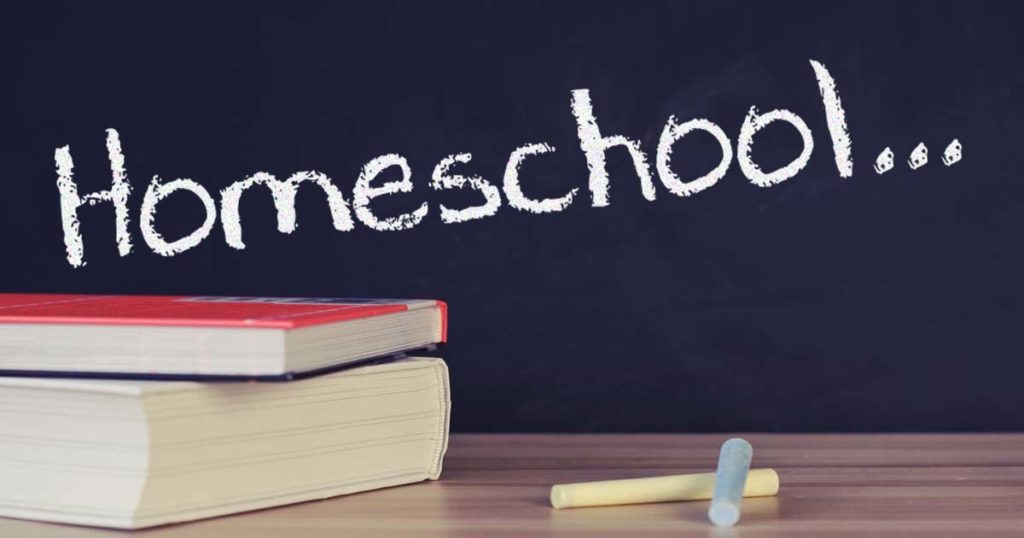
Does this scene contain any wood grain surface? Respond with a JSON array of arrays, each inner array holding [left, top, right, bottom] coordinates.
[[2, 434, 1023, 537]]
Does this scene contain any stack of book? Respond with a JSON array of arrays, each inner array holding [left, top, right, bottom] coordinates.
[[0, 294, 450, 529]]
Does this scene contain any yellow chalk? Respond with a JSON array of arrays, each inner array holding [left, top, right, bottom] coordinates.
[[549, 468, 779, 509]]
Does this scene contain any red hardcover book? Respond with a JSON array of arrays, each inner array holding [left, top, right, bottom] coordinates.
[[0, 294, 447, 379]]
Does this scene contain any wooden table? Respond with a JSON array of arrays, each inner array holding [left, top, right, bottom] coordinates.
[[3, 434, 1023, 537]]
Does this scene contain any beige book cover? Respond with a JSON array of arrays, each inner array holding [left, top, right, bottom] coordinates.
[[0, 357, 451, 529]]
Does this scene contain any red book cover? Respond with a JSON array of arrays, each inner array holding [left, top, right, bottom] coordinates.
[[0, 294, 447, 380], [0, 294, 448, 339]]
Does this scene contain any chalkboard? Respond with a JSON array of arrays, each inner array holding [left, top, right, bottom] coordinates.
[[3, 1, 1022, 431]]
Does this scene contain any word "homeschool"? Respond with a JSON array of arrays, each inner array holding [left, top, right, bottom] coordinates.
[[56, 60, 852, 267]]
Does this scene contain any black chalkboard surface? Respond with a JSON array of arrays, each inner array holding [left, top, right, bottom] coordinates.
[[3, 1, 1022, 431]]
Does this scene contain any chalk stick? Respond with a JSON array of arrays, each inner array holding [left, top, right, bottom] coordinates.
[[549, 467, 778, 509], [708, 438, 754, 527]]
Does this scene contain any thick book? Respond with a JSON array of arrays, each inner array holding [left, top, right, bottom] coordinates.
[[0, 294, 447, 379], [0, 357, 450, 529]]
